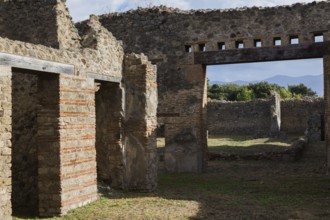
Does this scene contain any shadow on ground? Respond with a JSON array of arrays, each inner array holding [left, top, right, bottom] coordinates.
[[13, 141, 330, 220]]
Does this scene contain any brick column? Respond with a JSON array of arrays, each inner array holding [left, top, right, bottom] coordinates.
[[164, 64, 208, 173], [37, 74, 61, 217], [324, 54, 330, 175], [123, 54, 158, 192], [0, 66, 12, 220], [58, 75, 97, 214], [38, 74, 97, 217]]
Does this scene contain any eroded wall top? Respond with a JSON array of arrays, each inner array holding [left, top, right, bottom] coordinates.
[[0, 1, 124, 80]]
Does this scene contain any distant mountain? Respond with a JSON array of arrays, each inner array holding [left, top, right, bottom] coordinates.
[[210, 74, 323, 96]]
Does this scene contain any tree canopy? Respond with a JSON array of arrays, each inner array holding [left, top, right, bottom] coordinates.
[[208, 81, 317, 101]]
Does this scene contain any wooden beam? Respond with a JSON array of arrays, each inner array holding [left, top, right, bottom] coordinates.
[[88, 73, 121, 83], [0, 52, 74, 75], [194, 42, 330, 65]]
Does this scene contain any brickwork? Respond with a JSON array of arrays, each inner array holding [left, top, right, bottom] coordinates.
[[0, 0, 159, 218], [123, 54, 158, 191], [0, 65, 12, 220], [58, 75, 97, 215]]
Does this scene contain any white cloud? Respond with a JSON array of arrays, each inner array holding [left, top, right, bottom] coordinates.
[[67, 0, 324, 21]]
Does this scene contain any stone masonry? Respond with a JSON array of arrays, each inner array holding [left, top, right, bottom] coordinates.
[[99, 1, 330, 173], [208, 97, 324, 136], [1, 0, 330, 218], [0, 0, 158, 218]]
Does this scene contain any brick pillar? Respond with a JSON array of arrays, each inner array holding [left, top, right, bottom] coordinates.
[[164, 64, 208, 173], [58, 75, 97, 214], [0, 66, 12, 220], [37, 74, 61, 217], [324, 54, 330, 175], [123, 53, 158, 192], [38, 75, 97, 217]]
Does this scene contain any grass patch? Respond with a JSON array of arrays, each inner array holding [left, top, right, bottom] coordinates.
[[208, 135, 298, 155], [14, 142, 330, 220]]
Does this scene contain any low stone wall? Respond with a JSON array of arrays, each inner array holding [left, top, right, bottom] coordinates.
[[208, 99, 271, 135], [208, 98, 324, 135], [281, 98, 324, 134]]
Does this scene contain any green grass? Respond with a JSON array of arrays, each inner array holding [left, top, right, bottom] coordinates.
[[158, 135, 298, 155], [14, 141, 330, 220]]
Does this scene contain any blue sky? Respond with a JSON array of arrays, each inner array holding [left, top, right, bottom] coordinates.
[[66, 0, 324, 83]]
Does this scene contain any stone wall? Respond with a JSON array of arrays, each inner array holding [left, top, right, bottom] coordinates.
[[123, 53, 158, 191], [98, 1, 330, 172], [12, 71, 39, 215], [0, 66, 12, 220], [0, 0, 158, 218], [208, 98, 324, 135], [208, 99, 271, 135], [0, 0, 80, 50], [281, 98, 324, 134]]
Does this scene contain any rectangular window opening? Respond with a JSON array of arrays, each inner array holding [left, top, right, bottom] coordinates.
[[218, 42, 225, 50], [314, 33, 324, 43], [254, 39, 262, 48], [185, 45, 192, 53], [290, 36, 299, 45], [199, 44, 206, 52], [274, 37, 282, 46], [236, 41, 244, 49]]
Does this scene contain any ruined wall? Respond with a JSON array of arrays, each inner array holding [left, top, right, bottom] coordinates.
[[99, 1, 330, 172], [0, 0, 80, 50], [324, 54, 330, 174], [123, 53, 158, 191], [281, 98, 324, 134], [0, 66, 12, 220], [208, 98, 324, 135], [12, 71, 39, 215], [208, 99, 271, 135]]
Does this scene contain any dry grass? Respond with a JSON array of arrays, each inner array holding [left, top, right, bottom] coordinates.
[[14, 141, 330, 220]]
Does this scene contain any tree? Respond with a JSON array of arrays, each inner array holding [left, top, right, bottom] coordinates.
[[288, 83, 317, 97], [237, 87, 254, 101]]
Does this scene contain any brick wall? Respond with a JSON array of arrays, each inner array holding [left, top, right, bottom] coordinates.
[[0, 65, 12, 220], [58, 75, 97, 215], [123, 53, 157, 191]]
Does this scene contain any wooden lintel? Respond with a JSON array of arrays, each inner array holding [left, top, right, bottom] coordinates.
[[88, 72, 122, 83], [0, 52, 74, 75]]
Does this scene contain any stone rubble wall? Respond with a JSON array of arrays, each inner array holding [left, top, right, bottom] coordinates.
[[0, 0, 80, 50], [123, 53, 158, 191], [98, 1, 330, 173], [208, 98, 324, 135], [0, 66, 12, 220], [99, 1, 330, 106], [281, 97, 324, 134], [11, 71, 39, 215]]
